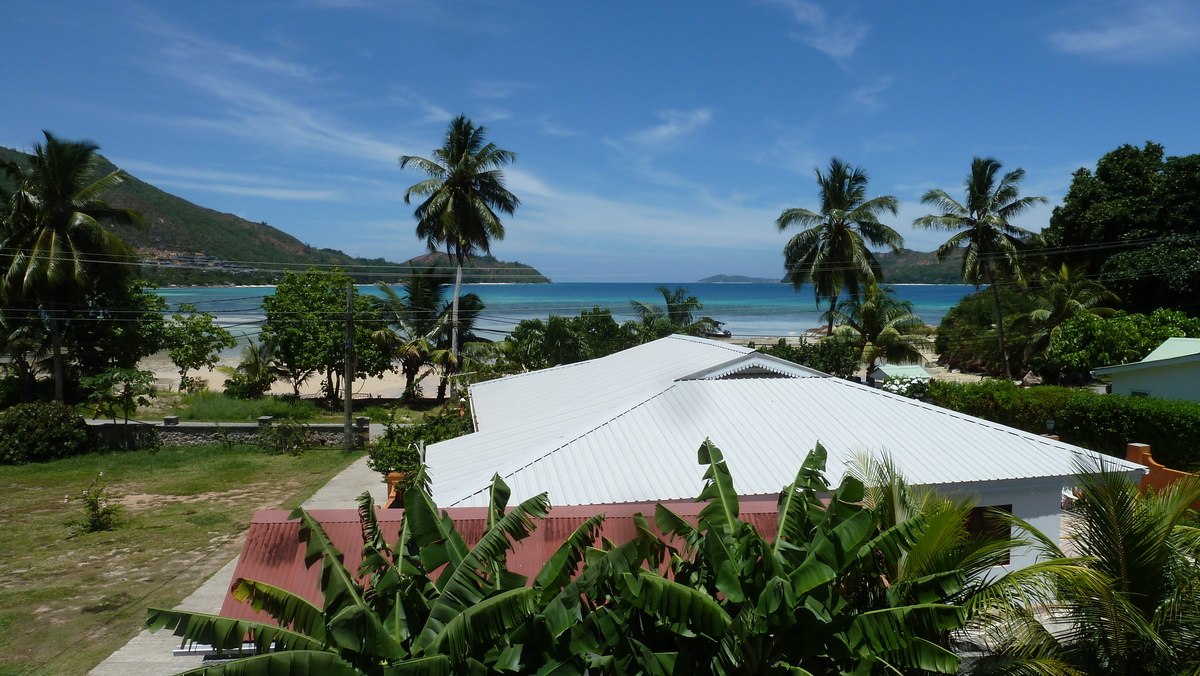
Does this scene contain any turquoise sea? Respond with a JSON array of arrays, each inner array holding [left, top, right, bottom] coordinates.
[[155, 283, 975, 348]]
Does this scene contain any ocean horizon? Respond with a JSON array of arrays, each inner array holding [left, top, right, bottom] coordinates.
[[153, 282, 976, 353]]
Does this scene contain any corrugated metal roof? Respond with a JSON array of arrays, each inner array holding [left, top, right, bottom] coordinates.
[[871, 364, 931, 380], [431, 378, 1144, 508], [676, 352, 826, 380], [220, 501, 782, 623], [1093, 337, 1200, 375], [469, 335, 752, 433]]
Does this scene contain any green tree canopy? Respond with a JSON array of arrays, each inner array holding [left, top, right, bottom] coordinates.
[[260, 268, 390, 399], [163, 303, 236, 392]]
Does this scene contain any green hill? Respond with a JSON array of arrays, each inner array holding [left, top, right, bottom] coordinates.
[[0, 146, 550, 285]]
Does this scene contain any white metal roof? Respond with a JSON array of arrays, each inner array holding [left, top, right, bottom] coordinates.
[[469, 335, 753, 433], [431, 339, 1143, 508], [1093, 337, 1200, 375]]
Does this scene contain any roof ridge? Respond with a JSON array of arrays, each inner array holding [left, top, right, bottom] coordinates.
[[448, 383, 684, 507]]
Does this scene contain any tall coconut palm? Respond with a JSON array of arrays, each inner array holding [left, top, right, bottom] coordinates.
[[1017, 263, 1120, 360], [777, 158, 902, 335], [1, 132, 142, 401], [400, 115, 519, 365], [915, 157, 1046, 379], [822, 282, 928, 371]]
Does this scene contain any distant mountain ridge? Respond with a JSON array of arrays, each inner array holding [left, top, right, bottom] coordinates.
[[703, 249, 964, 286], [0, 145, 550, 285]]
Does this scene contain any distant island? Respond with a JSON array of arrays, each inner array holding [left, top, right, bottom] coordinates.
[[697, 275, 782, 283], [0, 146, 551, 286], [702, 249, 965, 286]]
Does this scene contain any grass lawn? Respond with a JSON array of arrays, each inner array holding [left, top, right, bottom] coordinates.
[[0, 444, 364, 676]]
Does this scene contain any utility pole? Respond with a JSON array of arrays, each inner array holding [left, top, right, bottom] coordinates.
[[344, 281, 355, 451]]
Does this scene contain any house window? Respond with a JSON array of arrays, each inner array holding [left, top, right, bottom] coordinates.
[[967, 504, 1013, 565], [1131, 390, 1150, 398]]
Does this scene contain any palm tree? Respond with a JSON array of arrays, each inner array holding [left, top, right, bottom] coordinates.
[[915, 157, 1046, 379], [980, 469, 1200, 674], [1, 132, 142, 401], [630, 285, 721, 336], [370, 266, 484, 401], [1017, 263, 1119, 360], [400, 115, 519, 365], [822, 282, 928, 371], [777, 158, 902, 335]]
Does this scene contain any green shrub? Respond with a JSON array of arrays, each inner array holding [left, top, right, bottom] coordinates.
[[256, 419, 314, 456], [222, 371, 274, 400], [367, 405, 473, 480], [929, 380, 1200, 471], [65, 473, 122, 535], [750, 338, 860, 377], [0, 376, 21, 409], [181, 392, 319, 422], [0, 401, 92, 464]]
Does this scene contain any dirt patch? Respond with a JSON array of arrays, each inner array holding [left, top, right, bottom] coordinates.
[[117, 482, 274, 511]]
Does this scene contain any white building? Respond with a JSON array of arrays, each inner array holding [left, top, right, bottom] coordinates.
[[1092, 337, 1200, 401], [428, 335, 1144, 568]]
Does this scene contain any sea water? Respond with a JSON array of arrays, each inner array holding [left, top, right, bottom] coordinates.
[[154, 283, 975, 354]]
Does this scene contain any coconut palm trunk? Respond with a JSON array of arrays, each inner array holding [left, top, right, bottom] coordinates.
[[986, 266, 1011, 379], [47, 304, 65, 402], [827, 297, 836, 336]]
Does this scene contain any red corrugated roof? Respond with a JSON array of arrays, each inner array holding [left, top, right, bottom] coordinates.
[[219, 499, 783, 624]]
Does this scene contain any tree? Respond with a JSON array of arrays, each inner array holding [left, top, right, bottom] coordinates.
[[751, 337, 861, 377], [68, 279, 167, 376], [1099, 235, 1200, 315], [1032, 308, 1200, 382], [260, 269, 390, 399], [1015, 263, 1119, 363], [0, 131, 143, 401], [163, 303, 236, 393], [935, 287, 1039, 376], [630, 286, 722, 336], [400, 115, 520, 366], [370, 267, 485, 401], [980, 469, 1200, 675], [915, 157, 1046, 379], [221, 336, 283, 400], [777, 158, 902, 335], [822, 282, 928, 372]]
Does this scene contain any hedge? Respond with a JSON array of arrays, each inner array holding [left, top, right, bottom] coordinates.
[[928, 380, 1200, 472]]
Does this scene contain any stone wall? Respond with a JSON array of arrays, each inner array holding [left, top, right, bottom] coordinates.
[[89, 422, 368, 450]]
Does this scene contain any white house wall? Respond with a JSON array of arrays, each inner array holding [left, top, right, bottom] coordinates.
[[932, 477, 1065, 570], [1110, 361, 1200, 401]]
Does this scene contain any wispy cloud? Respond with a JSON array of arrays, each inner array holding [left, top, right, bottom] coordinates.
[[1050, 0, 1200, 63], [114, 159, 340, 201], [627, 109, 712, 147], [850, 76, 893, 111], [766, 0, 867, 59]]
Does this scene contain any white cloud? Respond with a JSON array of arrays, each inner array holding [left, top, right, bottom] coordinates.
[[627, 109, 712, 147], [150, 180, 339, 202], [766, 0, 868, 59], [113, 160, 341, 202], [1050, 0, 1200, 62]]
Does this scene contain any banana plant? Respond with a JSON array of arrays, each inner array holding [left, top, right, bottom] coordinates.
[[147, 470, 612, 675], [607, 440, 968, 675]]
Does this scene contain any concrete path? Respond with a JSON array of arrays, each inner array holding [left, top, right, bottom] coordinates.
[[89, 429, 387, 676]]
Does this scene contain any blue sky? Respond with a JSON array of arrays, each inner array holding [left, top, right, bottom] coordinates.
[[4, 1, 1200, 282]]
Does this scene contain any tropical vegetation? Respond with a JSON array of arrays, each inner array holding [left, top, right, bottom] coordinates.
[[915, 157, 1047, 379], [778, 158, 902, 334], [822, 282, 929, 371], [630, 285, 723, 336], [1, 132, 143, 400], [400, 115, 520, 363]]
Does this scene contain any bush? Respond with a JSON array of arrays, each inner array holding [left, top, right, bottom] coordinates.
[[0, 376, 21, 409], [880, 377, 930, 400], [256, 418, 313, 456], [222, 371, 273, 400], [181, 392, 319, 422], [750, 338, 860, 377], [0, 401, 92, 464], [367, 405, 473, 480], [65, 473, 122, 535], [928, 380, 1200, 471]]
